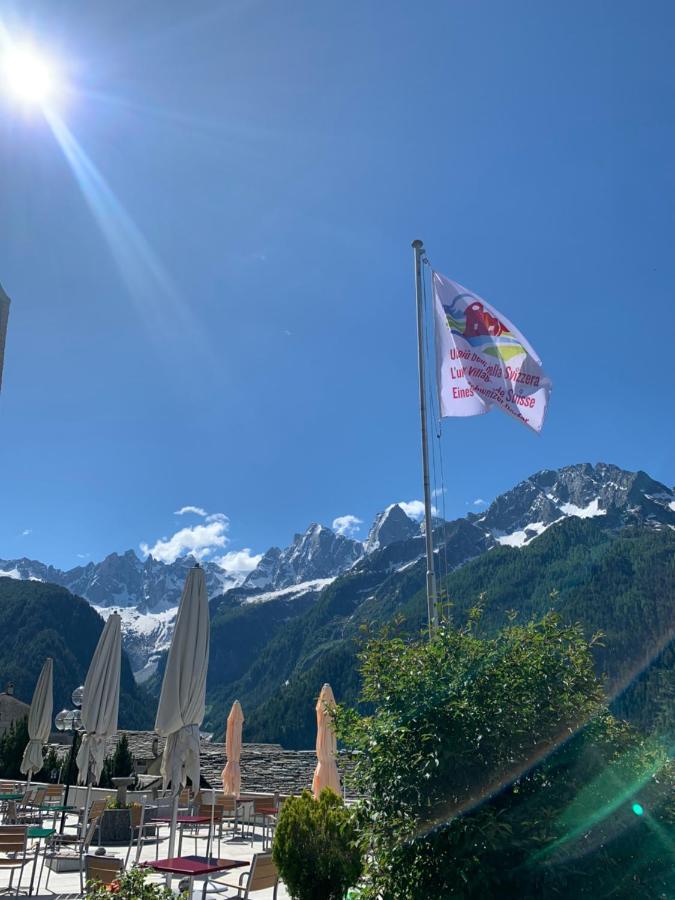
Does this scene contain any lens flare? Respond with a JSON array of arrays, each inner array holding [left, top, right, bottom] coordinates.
[[2, 44, 56, 105]]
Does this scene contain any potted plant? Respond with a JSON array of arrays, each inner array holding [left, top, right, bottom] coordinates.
[[273, 789, 363, 900]]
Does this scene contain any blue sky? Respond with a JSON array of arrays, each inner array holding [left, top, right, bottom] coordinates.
[[0, 0, 673, 572]]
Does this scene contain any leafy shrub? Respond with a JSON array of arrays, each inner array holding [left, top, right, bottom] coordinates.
[[86, 866, 182, 898], [335, 612, 675, 899], [273, 788, 363, 900]]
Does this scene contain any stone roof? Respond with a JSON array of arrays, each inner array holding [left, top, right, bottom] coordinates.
[[46, 730, 356, 797]]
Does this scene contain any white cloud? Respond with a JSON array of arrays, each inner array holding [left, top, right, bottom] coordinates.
[[332, 515, 363, 537], [214, 549, 263, 575], [21, 529, 32, 536], [431, 487, 446, 499], [473, 498, 487, 506], [174, 505, 208, 517], [77, 553, 90, 559], [141, 513, 230, 564], [398, 500, 438, 521]]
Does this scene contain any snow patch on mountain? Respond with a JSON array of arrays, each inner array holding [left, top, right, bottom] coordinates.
[[559, 498, 607, 518], [241, 578, 335, 606], [94, 604, 176, 683], [495, 521, 551, 548]]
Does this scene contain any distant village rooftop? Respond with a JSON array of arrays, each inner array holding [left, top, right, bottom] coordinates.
[[46, 730, 354, 797]]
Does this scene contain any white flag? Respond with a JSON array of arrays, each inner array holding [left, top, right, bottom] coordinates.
[[0, 284, 9, 395], [433, 271, 551, 433]]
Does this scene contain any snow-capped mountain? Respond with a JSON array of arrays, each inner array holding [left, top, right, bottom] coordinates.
[[244, 523, 364, 591], [2, 462, 672, 681], [0, 551, 235, 612], [469, 463, 675, 547]]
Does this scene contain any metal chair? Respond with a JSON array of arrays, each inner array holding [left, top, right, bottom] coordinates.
[[211, 851, 279, 899], [125, 800, 158, 867], [0, 825, 31, 896], [251, 796, 279, 850], [84, 854, 123, 888], [15, 787, 47, 826], [42, 810, 103, 894]]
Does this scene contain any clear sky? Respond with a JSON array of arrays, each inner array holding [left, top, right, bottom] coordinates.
[[0, 0, 673, 572]]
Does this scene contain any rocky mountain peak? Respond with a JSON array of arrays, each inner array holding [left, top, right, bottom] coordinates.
[[244, 522, 363, 592], [365, 504, 420, 553], [472, 462, 675, 547]]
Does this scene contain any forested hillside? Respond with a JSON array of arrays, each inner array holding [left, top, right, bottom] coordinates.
[[0, 579, 152, 729], [217, 520, 674, 747]]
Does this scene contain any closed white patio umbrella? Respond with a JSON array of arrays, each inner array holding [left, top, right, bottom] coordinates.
[[312, 683, 340, 798], [20, 657, 54, 784], [155, 563, 210, 862], [76, 613, 122, 822]]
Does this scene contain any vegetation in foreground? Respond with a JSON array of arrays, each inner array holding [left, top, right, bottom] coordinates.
[[335, 611, 675, 899], [273, 789, 363, 900]]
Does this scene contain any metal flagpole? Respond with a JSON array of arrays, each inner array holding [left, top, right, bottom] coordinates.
[[412, 239, 438, 633]]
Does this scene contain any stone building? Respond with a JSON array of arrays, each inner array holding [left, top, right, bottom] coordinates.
[[0, 682, 29, 738]]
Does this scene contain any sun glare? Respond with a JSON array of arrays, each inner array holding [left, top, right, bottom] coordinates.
[[3, 44, 56, 106]]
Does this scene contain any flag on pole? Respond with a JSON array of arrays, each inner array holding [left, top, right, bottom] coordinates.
[[0, 284, 9, 395], [433, 271, 551, 433]]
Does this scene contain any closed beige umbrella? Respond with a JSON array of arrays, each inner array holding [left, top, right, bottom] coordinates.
[[221, 700, 244, 798], [20, 657, 54, 781], [312, 683, 340, 798], [76, 613, 122, 786], [154, 564, 210, 864]]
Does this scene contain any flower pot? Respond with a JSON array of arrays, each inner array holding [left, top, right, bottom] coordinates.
[[98, 808, 131, 844]]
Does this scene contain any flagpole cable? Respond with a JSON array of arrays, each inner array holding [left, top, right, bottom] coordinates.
[[421, 260, 451, 616], [412, 239, 438, 633]]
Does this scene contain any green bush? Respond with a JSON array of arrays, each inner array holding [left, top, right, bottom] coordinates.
[[273, 789, 363, 900], [335, 612, 675, 899]]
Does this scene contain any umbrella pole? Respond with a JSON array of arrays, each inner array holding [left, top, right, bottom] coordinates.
[[83, 782, 93, 837], [166, 789, 179, 888], [208, 788, 215, 859], [60, 730, 78, 833]]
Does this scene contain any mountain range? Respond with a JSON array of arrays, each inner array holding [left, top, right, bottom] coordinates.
[[1, 462, 673, 743]]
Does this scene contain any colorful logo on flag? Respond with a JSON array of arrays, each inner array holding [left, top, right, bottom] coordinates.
[[442, 293, 525, 362]]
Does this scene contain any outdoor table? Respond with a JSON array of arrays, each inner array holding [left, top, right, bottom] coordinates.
[[43, 803, 78, 832], [153, 815, 213, 856], [27, 825, 55, 896], [142, 854, 248, 895]]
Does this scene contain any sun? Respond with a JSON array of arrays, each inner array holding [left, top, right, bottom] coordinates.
[[3, 44, 56, 106]]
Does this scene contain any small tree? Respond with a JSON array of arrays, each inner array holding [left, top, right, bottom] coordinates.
[[36, 746, 62, 782], [99, 734, 135, 789], [0, 717, 28, 779], [111, 734, 134, 778], [273, 789, 363, 900]]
